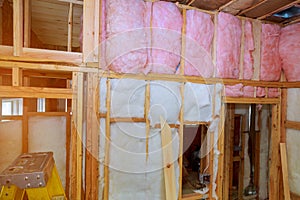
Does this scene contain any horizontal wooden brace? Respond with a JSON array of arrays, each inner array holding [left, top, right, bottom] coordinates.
[[285, 120, 300, 130], [0, 86, 72, 99], [224, 97, 280, 104]]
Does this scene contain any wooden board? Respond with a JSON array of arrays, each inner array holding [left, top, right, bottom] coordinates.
[[160, 117, 177, 200], [280, 143, 291, 200]]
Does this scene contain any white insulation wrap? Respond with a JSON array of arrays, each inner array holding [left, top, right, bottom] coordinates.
[[99, 118, 106, 200], [100, 78, 107, 113], [184, 83, 212, 122], [149, 81, 181, 126], [28, 116, 67, 188], [286, 89, 300, 196], [108, 123, 180, 200], [111, 79, 146, 118], [0, 120, 22, 172]]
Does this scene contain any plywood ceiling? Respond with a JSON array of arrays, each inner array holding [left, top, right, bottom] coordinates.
[[31, 0, 82, 48]]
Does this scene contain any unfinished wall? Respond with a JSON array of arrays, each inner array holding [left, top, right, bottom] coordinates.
[[97, 78, 221, 199], [28, 116, 67, 188], [0, 120, 22, 172], [286, 89, 300, 196]]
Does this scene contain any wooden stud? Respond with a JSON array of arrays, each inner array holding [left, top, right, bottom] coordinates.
[[85, 73, 100, 200], [269, 104, 281, 200], [65, 108, 71, 198], [238, 115, 246, 199], [212, 14, 218, 78], [216, 102, 225, 199], [182, 193, 206, 200], [12, 67, 22, 86], [22, 106, 28, 153], [145, 82, 150, 159], [280, 143, 291, 200], [67, 3, 73, 52], [239, 20, 245, 80], [178, 8, 186, 200], [160, 117, 177, 200], [24, 0, 31, 48], [104, 79, 111, 200], [13, 0, 23, 56], [281, 89, 287, 142]]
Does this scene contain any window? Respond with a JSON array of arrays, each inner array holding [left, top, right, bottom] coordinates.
[[1, 98, 23, 116]]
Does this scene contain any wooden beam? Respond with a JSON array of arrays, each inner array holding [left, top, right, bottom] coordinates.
[[0, 86, 72, 99], [110, 117, 145, 123], [67, 3, 73, 52], [65, 107, 71, 198], [285, 120, 300, 130], [283, 15, 300, 26], [281, 89, 287, 142], [182, 193, 207, 200], [218, 0, 240, 11], [104, 79, 111, 200], [280, 143, 291, 200], [13, 0, 23, 56], [269, 104, 281, 200], [22, 107, 28, 153], [0, 45, 82, 64], [224, 97, 280, 104], [24, 0, 31, 48], [160, 117, 177, 200], [85, 73, 99, 199]]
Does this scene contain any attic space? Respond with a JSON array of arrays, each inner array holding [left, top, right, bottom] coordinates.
[[0, 0, 300, 200]]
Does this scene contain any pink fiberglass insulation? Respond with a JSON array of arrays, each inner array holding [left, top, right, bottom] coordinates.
[[260, 24, 281, 81], [243, 86, 254, 97], [257, 87, 279, 98], [279, 23, 300, 81], [243, 20, 254, 80], [225, 84, 243, 97], [106, 0, 148, 73], [149, 1, 183, 74], [216, 12, 242, 78], [184, 10, 214, 77]]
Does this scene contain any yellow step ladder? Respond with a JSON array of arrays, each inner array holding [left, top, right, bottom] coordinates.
[[0, 152, 66, 200]]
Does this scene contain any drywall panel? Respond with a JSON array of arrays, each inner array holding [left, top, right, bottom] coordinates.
[[286, 129, 300, 196], [0, 120, 22, 172], [28, 116, 67, 188]]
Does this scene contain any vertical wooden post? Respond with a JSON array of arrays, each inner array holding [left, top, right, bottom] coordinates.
[[217, 102, 225, 199], [281, 89, 287, 143], [22, 106, 28, 153], [83, 0, 100, 62], [269, 104, 281, 200], [12, 67, 22, 86], [67, 3, 73, 52], [238, 115, 246, 199], [178, 8, 186, 200], [70, 72, 84, 200], [145, 82, 150, 160], [85, 73, 100, 200], [280, 143, 291, 200], [13, 0, 23, 56], [65, 106, 71, 198], [104, 79, 111, 200], [24, 0, 31, 48]]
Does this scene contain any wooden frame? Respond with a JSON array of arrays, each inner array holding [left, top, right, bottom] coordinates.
[[0, 1, 292, 200]]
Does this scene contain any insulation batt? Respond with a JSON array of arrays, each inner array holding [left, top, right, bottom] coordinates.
[[148, 1, 183, 74], [260, 23, 281, 81], [216, 12, 241, 78], [184, 10, 214, 77], [225, 84, 243, 97], [106, 0, 148, 73], [279, 23, 300, 81]]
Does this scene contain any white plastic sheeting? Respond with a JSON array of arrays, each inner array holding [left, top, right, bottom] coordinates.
[[108, 123, 180, 200], [286, 89, 300, 196], [149, 81, 181, 126], [184, 83, 213, 122], [28, 116, 67, 188], [111, 79, 146, 118], [0, 120, 22, 172], [100, 78, 107, 113]]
